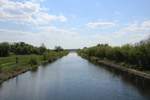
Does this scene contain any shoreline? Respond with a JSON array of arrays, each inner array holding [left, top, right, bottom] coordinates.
[[79, 54, 150, 81], [0, 55, 67, 85]]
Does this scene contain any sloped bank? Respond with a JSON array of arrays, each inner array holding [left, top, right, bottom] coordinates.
[[0, 52, 68, 84], [78, 53, 150, 83]]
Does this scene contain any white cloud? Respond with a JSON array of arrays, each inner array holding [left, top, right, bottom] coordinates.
[[1, 20, 150, 49], [117, 20, 150, 35], [0, 0, 150, 49], [142, 20, 150, 28], [0, 0, 67, 25], [86, 21, 116, 29], [38, 20, 150, 48], [0, 28, 86, 49], [83, 20, 150, 47]]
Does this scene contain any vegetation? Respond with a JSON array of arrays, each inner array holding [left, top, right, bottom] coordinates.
[[28, 56, 38, 66], [54, 46, 64, 52], [78, 38, 150, 71], [0, 42, 10, 57], [0, 42, 68, 84], [0, 42, 48, 57]]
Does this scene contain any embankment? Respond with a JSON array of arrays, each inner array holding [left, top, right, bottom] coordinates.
[[0, 52, 68, 84], [79, 53, 150, 82]]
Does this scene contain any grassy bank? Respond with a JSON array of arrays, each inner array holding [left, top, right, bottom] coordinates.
[[78, 52, 150, 81], [0, 51, 68, 84]]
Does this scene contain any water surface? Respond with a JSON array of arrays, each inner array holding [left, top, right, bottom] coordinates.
[[0, 53, 150, 100]]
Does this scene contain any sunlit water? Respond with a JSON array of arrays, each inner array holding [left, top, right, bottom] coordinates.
[[0, 53, 150, 100]]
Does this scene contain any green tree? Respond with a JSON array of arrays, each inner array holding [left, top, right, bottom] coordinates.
[[0, 42, 10, 57], [39, 43, 47, 55], [55, 46, 63, 52]]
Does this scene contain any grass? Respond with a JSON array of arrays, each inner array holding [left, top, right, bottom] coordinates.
[[0, 55, 43, 83], [0, 51, 68, 84], [78, 51, 150, 82]]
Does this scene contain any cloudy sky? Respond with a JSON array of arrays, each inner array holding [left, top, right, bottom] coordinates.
[[0, 0, 150, 49]]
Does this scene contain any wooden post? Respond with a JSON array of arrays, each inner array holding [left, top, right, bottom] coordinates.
[[16, 57, 18, 64]]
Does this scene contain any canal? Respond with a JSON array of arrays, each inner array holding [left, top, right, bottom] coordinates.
[[0, 53, 150, 100]]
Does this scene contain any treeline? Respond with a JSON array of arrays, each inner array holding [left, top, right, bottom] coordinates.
[[78, 39, 150, 70], [0, 42, 65, 57], [0, 42, 68, 84]]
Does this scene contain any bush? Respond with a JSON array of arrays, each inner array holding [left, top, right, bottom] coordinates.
[[43, 52, 49, 60], [79, 40, 150, 70], [28, 57, 38, 66], [0, 42, 10, 57]]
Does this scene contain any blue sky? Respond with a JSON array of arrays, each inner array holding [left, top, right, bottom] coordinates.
[[0, 0, 150, 49]]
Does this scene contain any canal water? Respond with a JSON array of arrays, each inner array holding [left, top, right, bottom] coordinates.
[[0, 53, 150, 100]]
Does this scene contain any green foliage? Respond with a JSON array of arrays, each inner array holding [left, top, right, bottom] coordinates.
[[10, 42, 34, 55], [79, 40, 150, 70], [39, 43, 47, 55], [0, 43, 68, 83], [0, 42, 10, 57], [54, 46, 63, 52], [28, 56, 38, 66], [43, 52, 49, 60], [0, 42, 49, 57]]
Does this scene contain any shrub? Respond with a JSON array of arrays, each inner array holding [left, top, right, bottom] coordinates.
[[28, 57, 38, 66], [79, 40, 150, 70]]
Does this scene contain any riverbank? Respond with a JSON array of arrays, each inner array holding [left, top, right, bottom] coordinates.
[[0, 51, 68, 84], [78, 53, 150, 81]]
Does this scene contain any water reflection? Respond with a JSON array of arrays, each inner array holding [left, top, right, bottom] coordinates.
[[0, 53, 150, 100], [90, 62, 150, 98]]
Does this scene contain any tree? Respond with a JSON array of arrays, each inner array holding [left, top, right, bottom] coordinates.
[[54, 46, 63, 52], [79, 37, 150, 70], [39, 43, 47, 55], [0, 42, 10, 57]]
